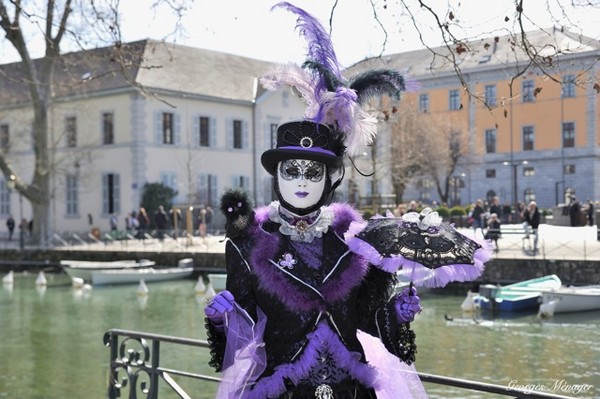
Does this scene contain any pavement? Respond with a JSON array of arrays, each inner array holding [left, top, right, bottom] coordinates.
[[3, 223, 600, 263]]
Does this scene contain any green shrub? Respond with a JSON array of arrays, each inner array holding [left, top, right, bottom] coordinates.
[[436, 206, 450, 217], [449, 206, 466, 216]]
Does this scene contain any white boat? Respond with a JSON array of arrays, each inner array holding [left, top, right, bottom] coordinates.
[[538, 285, 600, 316], [207, 273, 227, 291], [91, 266, 194, 286], [91, 258, 194, 286], [60, 259, 155, 281]]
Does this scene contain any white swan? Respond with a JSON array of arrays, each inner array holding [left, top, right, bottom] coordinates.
[[2, 270, 14, 284], [35, 271, 47, 286]]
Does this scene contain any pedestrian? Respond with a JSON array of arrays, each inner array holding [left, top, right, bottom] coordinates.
[[136, 207, 149, 239], [109, 213, 118, 231], [488, 196, 501, 219], [203, 4, 428, 397], [586, 199, 594, 226], [6, 215, 14, 241], [522, 200, 540, 254], [501, 202, 512, 224], [484, 213, 502, 252], [154, 205, 168, 241], [470, 199, 485, 237], [569, 195, 581, 227]]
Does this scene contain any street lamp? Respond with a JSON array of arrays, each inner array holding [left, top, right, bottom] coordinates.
[[503, 160, 528, 211], [6, 174, 24, 250]]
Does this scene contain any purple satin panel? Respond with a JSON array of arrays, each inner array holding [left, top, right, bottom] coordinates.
[[216, 304, 267, 399]]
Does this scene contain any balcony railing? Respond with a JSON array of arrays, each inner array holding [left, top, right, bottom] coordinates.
[[104, 328, 576, 399]]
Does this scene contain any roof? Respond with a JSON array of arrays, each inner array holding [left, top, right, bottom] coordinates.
[[345, 27, 600, 80], [0, 39, 275, 106]]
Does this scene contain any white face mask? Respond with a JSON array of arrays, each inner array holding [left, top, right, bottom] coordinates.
[[277, 159, 326, 211]]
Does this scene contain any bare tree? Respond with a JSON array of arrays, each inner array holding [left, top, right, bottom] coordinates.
[[417, 113, 471, 205], [387, 96, 429, 204], [0, 0, 190, 246]]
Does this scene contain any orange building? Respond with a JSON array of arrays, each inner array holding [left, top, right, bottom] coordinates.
[[350, 28, 600, 212]]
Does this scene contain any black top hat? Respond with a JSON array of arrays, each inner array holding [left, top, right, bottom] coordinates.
[[261, 121, 345, 175]]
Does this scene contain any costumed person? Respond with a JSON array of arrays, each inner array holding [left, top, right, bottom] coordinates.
[[204, 3, 491, 398]]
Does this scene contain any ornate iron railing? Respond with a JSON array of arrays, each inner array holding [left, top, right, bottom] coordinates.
[[104, 328, 576, 399]]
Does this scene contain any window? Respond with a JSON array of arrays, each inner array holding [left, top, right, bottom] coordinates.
[[484, 85, 496, 106], [270, 123, 278, 148], [564, 164, 576, 174], [524, 188, 536, 204], [562, 75, 576, 98], [232, 175, 250, 189], [562, 122, 575, 148], [102, 173, 120, 215], [233, 120, 242, 149], [523, 166, 535, 177], [419, 93, 430, 113], [485, 128, 497, 153], [522, 125, 534, 151], [66, 116, 77, 147], [66, 174, 78, 216], [155, 111, 180, 145], [102, 113, 114, 145], [227, 119, 247, 150], [522, 80, 535, 102], [193, 116, 215, 148], [162, 112, 174, 144], [0, 124, 8, 150], [198, 173, 218, 206], [0, 180, 9, 215], [449, 89, 461, 110], [486, 169, 496, 178], [199, 117, 210, 147]]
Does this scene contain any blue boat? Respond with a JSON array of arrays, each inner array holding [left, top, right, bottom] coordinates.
[[474, 275, 562, 312]]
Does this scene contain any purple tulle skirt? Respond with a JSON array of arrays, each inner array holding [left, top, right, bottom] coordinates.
[[215, 304, 428, 398]]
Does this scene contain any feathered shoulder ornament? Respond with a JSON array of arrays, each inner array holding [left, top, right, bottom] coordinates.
[[260, 1, 419, 157], [220, 188, 255, 239]]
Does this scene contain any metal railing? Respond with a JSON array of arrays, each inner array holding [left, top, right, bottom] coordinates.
[[104, 328, 576, 399]]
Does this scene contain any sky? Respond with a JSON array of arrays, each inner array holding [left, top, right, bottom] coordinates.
[[1, 0, 600, 67]]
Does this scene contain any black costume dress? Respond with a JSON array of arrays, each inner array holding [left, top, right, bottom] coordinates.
[[206, 202, 426, 398]]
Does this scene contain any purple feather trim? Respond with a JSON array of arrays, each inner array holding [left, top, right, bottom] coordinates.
[[247, 321, 378, 398], [250, 222, 324, 313], [248, 203, 370, 312]]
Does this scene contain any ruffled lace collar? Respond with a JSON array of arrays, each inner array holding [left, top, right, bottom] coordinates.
[[268, 201, 333, 243]]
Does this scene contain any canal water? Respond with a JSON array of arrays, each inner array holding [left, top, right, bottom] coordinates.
[[1, 272, 598, 399]]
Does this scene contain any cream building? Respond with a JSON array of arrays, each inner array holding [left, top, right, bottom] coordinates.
[[0, 40, 306, 236]]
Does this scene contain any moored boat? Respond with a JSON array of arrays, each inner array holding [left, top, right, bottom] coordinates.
[[538, 285, 600, 317], [91, 258, 195, 286], [60, 259, 156, 282], [474, 274, 562, 312], [91, 266, 194, 286]]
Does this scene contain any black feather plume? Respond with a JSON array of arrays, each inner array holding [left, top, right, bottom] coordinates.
[[220, 188, 254, 239], [349, 69, 409, 105]]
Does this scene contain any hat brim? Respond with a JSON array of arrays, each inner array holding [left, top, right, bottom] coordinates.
[[261, 148, 343, 176]]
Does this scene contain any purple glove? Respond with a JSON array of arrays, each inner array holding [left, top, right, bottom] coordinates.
[[204, 290, 235, 327], [394, 286, 422, 323]]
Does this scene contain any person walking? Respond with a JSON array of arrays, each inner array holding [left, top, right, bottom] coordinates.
[[484, 213, 502, 252], [6, 215, 15, 241], [136, 207, 150, 239], [470, 199, 486, 238], [154, 205, 168, 241], [569, 195, 581, 227], [522, 201, 540, 254], [586, 199, 594, 227]]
